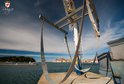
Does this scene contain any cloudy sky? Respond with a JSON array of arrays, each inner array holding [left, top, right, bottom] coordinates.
[[0, 0, 124, 61]]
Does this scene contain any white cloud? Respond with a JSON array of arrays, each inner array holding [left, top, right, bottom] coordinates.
[[0, 12, 124, 55], [0, 26, 40, 51], [81, 19, 124, 55], [0, 21, 74, 53], [119, 20, 124, 24]]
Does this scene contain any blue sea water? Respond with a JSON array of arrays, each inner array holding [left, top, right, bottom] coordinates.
[[0, 62, 99, 84]]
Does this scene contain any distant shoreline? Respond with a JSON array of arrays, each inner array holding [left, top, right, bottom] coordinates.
[[0, 62, 36, 65]]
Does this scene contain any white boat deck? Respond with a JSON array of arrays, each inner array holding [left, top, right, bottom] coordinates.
[[38, 72, 114, 84]]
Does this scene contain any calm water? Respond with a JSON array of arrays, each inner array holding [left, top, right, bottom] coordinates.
[[0, 62, 99, 84]]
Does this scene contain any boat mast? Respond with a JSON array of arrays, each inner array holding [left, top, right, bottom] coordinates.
[[63, 0, 82, 75]]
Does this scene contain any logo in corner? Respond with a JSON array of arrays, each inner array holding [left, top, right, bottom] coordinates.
[[1, 0, 14, 15], [5, 1, 11, 8]]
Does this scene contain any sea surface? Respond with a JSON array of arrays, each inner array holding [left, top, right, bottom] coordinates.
[[0, 62, 99, 84]]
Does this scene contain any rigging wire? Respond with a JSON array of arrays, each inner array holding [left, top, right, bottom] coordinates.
[[64, 34, 73, 61], [60, 0, 86, 83], [40, 15, 56, 84]]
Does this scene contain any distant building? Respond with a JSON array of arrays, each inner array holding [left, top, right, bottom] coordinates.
[[56, 58, 70, 62], [81, 59, 98, 63]]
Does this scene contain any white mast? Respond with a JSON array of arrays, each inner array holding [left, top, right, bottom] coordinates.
[[63, 0, 81, 49], [63, 0, 82, 74], [63, 0, 81, 56]]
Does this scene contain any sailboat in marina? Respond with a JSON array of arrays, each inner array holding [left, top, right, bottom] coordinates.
[[38, 0, 124, 84]]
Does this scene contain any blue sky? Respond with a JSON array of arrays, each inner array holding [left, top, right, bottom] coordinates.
[[0, 0, 124, 61]]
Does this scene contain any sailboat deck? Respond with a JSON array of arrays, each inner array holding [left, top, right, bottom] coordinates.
[[38, 72, 114, 84]]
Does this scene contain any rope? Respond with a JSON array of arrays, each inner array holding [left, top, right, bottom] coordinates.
[[64, 34, 72, 61], [106, 77, 113, 84], [74, 38, 100, 74], [74, 54, 97, 73], [59, 0, 86, 83], [40, 16, 56, 84], [86, 0, 100, 37], [74, 0, 101, 75], [89, 0, 99, 28]]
